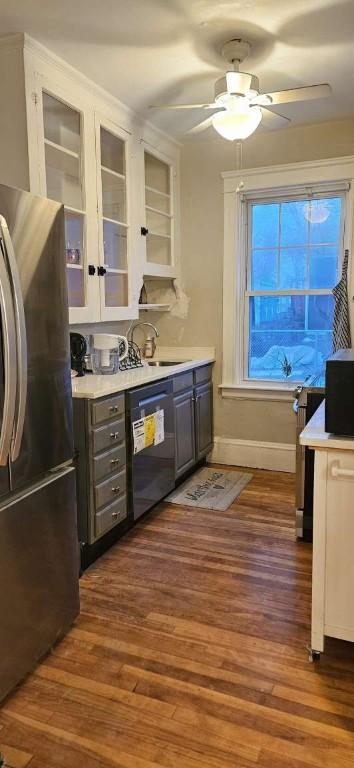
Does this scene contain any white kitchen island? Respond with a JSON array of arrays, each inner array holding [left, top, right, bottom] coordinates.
[[300, 401, 354, 660]]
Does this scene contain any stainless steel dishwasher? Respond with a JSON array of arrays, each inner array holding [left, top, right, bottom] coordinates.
[[126, 379, 175, 521]]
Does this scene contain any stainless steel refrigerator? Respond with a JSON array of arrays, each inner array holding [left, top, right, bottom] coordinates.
[[0, 183, 80, 701]]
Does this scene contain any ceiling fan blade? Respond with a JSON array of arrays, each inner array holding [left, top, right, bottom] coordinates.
[[260, 107, 291, 130], [187, 114, 216, 134], [254, 83, 331, 106], [149, 103, 217, 110]]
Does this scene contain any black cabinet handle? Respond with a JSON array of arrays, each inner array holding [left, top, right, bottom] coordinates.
[[97, 266, 107, 276], [88, 264, 96, 275], [141, 226, 149, 236]]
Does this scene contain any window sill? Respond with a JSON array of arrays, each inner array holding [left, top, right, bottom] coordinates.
[[219, 383, 296, 402]]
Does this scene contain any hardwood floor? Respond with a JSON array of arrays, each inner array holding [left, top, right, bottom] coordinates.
[[2, 466, 354, 768]]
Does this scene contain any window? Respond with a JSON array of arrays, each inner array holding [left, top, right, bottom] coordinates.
[[221, 158, 354, 399], [247, 195, 344, 382]]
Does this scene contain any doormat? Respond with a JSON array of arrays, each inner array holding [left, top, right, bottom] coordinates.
[[166, 467, 252, 511]]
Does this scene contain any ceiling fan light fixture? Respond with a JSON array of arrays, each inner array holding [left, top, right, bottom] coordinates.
[[212, 104, 262, 141]]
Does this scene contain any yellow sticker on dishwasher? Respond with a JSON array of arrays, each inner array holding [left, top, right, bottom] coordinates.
[[132, 410, 165, 454], [144, 414, 156, 447]]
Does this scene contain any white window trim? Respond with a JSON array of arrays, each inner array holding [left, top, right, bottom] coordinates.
[[221, 156, 354, 401]]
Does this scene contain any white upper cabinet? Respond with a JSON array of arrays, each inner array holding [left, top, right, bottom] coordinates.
[[95, 117, 136, 321], [39, 84, 98, 323], [0, 34, 180, 323], [142, 147, 177, 279]]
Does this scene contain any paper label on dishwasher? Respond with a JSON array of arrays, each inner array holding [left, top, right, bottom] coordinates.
[[132, 410, 164, 454]]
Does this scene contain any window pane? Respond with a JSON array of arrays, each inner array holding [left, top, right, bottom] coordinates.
[[105, 272, 128, 307], [103, 221, 127, 270], [250, 295, 305, 331], [280, 201, 308, 246], [146, 233, 171, 265], [279, 248, 307, 289], [145, 187, 170, 214], [309, 246, 338, 288], [65, 212, 84, 266], [146, 209, 171, 237], [247, 194, 342, 382], [248, 295, 332, 381], [45, 143, 82, 209], [100, 128, 125, 175], [251, 249, 277, 290], [43, 93, 80, 154], [309, 197, 342, 244], [308, 294, 334, 330], [101, 170, 126, 222], [251, 204, 279, 248], [67, 267, 85, 307], [145, 152, 170, 195]]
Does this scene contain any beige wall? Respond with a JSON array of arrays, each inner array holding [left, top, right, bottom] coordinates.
[[156, 117, 354, 446]]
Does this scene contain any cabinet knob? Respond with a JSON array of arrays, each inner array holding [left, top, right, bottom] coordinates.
[[110, 432, 119, 440], [110, 458, 120, 465], [141, 226, 149, 237], [109, 405, 119, 412], [111, 511, 118, 519], [112, 486, 121, 494]]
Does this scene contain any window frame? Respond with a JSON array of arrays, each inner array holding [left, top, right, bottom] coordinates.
[[221, 157, 354, 401]]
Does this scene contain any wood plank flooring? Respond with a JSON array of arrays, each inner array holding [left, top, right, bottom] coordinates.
[[2, 466, 354, 767]]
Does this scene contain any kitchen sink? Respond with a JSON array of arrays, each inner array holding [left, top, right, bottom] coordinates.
[[147, 360, 191, 367]]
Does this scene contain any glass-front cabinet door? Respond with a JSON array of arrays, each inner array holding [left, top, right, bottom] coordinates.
[[96, 118, 136, 321], [41, 89, 97, 322], [143, 149, 176, 278]]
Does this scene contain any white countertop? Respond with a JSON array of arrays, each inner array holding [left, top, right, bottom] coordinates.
[[300, 400, 354, 451], [72, 347, 215, 399]]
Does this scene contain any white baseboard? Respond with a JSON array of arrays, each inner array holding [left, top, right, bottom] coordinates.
[[209, 436, 296, 473]]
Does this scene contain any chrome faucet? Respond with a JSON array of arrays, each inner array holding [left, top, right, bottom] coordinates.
[[127, 321, 159, 359]]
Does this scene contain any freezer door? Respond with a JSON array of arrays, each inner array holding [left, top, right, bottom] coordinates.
[[0, 466, 79, 701], [0, 185, 73, 490]]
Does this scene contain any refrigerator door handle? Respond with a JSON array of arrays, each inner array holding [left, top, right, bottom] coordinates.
[[0, 220, 17, 466], [0, 216, 27, 462]]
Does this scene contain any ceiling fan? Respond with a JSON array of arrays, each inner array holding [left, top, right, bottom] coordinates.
[[150, 39, 331, 141]]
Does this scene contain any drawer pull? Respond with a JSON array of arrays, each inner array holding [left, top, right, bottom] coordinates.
[[112, 486, 121, 494], [110, 458, 120, 465], [112, 511, 118, 519], [109, 405, 119, 413], [110, 432, 120, 440], [331, 464, 354, 479]]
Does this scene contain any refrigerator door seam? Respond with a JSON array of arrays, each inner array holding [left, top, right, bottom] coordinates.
[[0, 465, 75, 511], [0, 223, 17, 466], [0, 216, 28, 463]]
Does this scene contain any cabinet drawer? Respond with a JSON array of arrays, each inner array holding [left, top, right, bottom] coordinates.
[[95, 468, 126, 510], [172, 371, 194, 394], [92, 417, 125, 454], [95, 495, 127, 538], [92, 443, 126, 483], [194, 365, 212, 386], [91, 394, 125, 426]]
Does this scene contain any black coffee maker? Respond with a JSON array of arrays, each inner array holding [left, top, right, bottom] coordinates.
[[70, 332, 87, 377]]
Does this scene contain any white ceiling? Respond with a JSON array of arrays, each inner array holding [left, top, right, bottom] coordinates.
[[1, 0, 354, 138]]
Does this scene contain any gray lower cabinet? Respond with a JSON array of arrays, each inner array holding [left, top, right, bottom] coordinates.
[[73, 393, 127, 545], [195, 382, 213, 461], [174, 389, 196, 477], [173, 365, 213, 479]]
